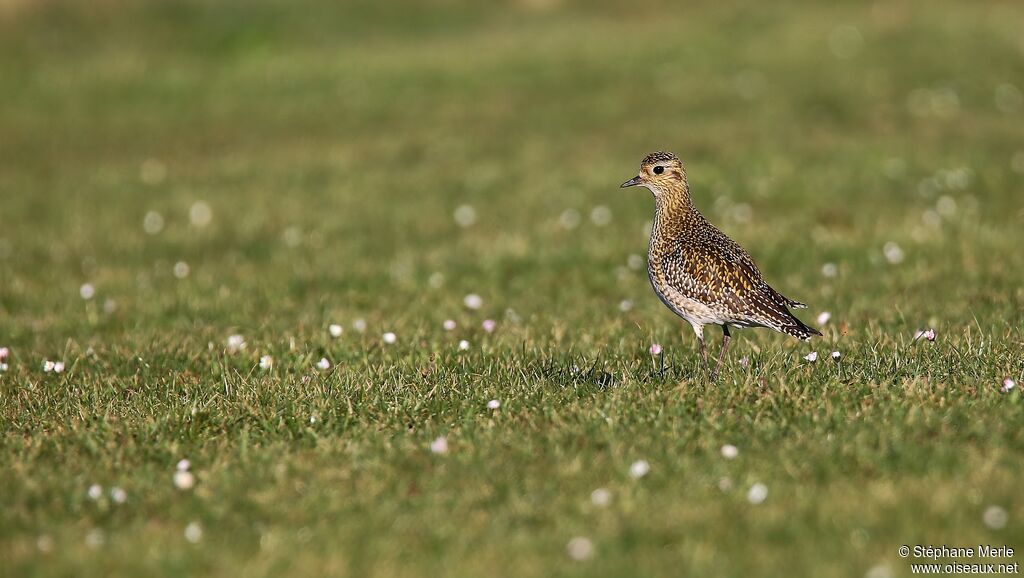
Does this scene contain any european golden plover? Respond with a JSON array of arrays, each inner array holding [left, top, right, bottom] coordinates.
[[621, 151, 820, 381]]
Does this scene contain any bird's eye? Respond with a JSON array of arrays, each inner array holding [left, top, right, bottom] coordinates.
[[653, 166, 664, 174]]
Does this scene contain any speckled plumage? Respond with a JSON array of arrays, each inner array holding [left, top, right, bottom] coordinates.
[[622, 151, 820, 380]]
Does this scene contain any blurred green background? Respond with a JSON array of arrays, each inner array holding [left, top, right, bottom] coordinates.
[[1, 1, 1023, 577]]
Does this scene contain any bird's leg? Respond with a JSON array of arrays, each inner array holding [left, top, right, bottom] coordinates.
[[710, 325, 731, 383]]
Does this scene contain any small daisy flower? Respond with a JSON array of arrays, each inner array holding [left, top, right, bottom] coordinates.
[[914, 328, 936, 342], [747, 483, 768, 505], [458, 340, 470, 351], [53, 361, 65, 373], [821, 262, 838, 278], [486, 399, 501, 410], [382, 332, 397, 344], [566, 537, 594, 561], [259, 355, 273, 370], [463, 294, 483, 310], [316, 358, 331, 371], [804, 352, 818, 363], [173, 261, 190, 279], [176, 459, 191, 472], [0, 363, 8, 372], [816, 311, 831, 326], [226, 334, 246, 353], [79, 283, 95, 300], [328, 324, 343, 338], [649, 343, 663, 356], [109, 487, 127, 504], [42, 360, 55, 373], [173, 470, 195, 491], [1000, 378, 1016, 393], [629, 460, 650, 479], [309, 413, 319, 424], [87, 484, 103, 500], [442, 319, 457, 331], [0, 347, 8, 361], [983, 505, 1008, 530], [618, 299, 633, 312], [739, 356, 750, 368], [590, 488, 612, 507], [720, 444, 739, 459], [453, 204, 477, 228], [430, 436, 448, 454], [352, 319, 367, 333], [831, 351, 841, 361], [482, 319, 497, 333], [184, 522, 203, 543]]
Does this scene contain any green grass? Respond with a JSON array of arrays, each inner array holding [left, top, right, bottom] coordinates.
[[2, 0, 1024, 576]]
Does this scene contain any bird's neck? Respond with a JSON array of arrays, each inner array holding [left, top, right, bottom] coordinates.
[[651, 185, 697, 251]]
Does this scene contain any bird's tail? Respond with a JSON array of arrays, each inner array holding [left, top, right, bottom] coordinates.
[[781, 314, 822, 341]]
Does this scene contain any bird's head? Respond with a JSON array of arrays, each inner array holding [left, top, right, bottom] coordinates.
[[620, 151, 687, 197]]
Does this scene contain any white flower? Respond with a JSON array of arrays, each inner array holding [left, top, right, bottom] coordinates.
[[43, 360, 55, 373], [559, 209, 582, 229], [79, 283, 95, 300], [143, 210, 165, 235], [983, 505, 1008, 529], [189, 201, 212, 227], [442, 319, 457, 331], [0, 363, 7, 372], [87, 484, 103, 500], [184, 522, 203, 543], [458, 340, 470, 351], [176, 459, 191, 472], [1000, 378, 1016, 393], [453, 204, 477, 227], [53, 361, 64, 373], [316, 358, 331, 371], [430, 436, 448, 454], [649, 343, 663, 356], [747, 483, 768, 505], [618, 299, 633, 312], [566, 537, 594, 561], [822, 262, 838, 278], [482, 319, 497, 333], [352, 319, 367, 333], [816, 311, 831, 326], [804, 352, 818, 363], [309, 413, 319, 424], [173, 261, 190, 279], [883, 242, 904, 264], [590, 488, 612, 507], [720, 444, 739, 459], [259, 355, 273, 370], [328, 324, 343, 338], [173, 470, 195, 490], [590, 206, 612, 226], [226, 334, 246, 353], [831, 351, 841, 361], [629, 460, 650, 479], [463, 294, 483, 310], [382, 332, 397, 344], [486, 399, 501, 410], [914, 328, 936, 342], [739, 357, 750, 368], [109, 487, 127, 504], [0, 347, 8, 361]]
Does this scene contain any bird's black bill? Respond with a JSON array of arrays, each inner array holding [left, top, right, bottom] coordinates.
[[620, 175, 643, 188]]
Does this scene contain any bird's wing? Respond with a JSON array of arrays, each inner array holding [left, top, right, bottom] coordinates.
[[661, 239, 817, 337]]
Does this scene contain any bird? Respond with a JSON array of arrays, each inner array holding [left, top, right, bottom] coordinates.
[[621, 151, 820, 381]]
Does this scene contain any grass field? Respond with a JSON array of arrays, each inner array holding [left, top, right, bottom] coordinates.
[[2, 0, 1024, 576]]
